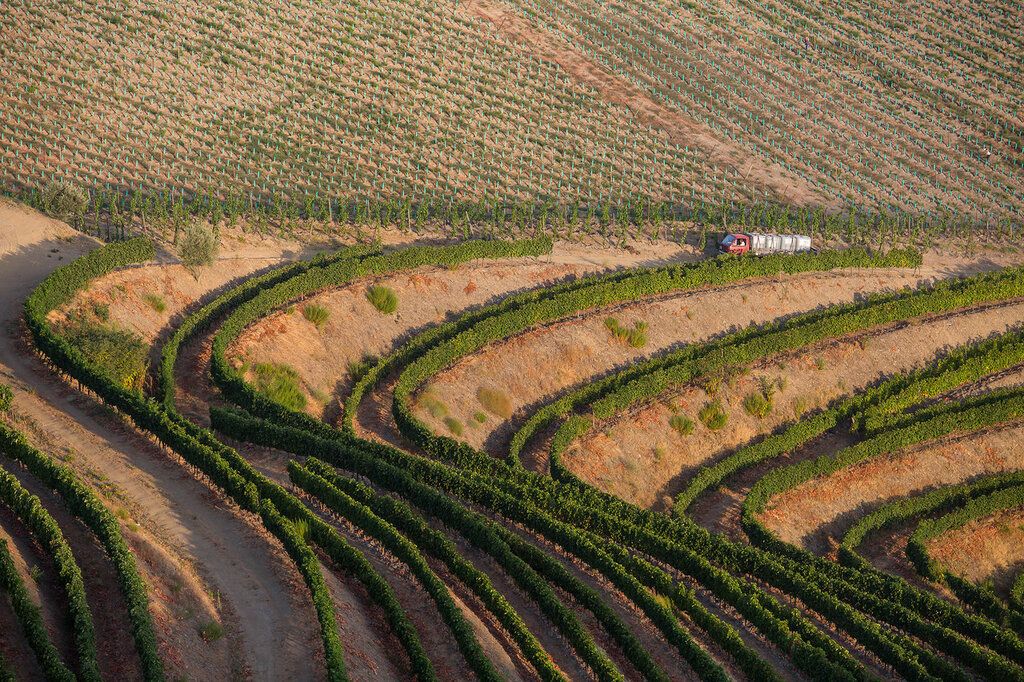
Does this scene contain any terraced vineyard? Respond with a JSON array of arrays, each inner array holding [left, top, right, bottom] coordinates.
[[2, 203, 1024, 681], [1, 0, 1022, 679]]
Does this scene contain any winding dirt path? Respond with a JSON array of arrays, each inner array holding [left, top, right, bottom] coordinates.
[[0, 201, 320, 680]]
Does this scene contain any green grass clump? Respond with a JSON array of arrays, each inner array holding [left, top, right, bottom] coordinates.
[[476, 386, 513, 418], [346, 355, 377, 383], [669, 413, 694, 436], [366, 285, 398, 314], [443, 416, 464, 436], [303, 303, 330, 329], [743, 390, 773, 419], [143, 293, 166, 313], [0, 384, 12, 412], [698, 400, 728, 431], [418, 392, 448, 419], [63, 317, 148, 392], [473, 411, 488, 424], [252, 362, 307, 411], [198, 621, 224, 643], [604, 317, 647, 348]]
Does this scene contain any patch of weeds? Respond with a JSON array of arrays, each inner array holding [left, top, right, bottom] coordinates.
[[198, 621, 224, 643], [0, 384, 12, 412], [346, 355, 377, 383], [252, 362, 307, 411], [700, 372, 724, 397], [814, 356, 827, 370], [443, 416, 464, 436], [792, 397, 810, 418], [91, 302, 110, 321], [743, 391, 773, 419], [62, 316, 148, 392], [366, 285, 398, 314], [418, 392, 448, 419], [29, 564, 42, 583], [292, 519, 309, 541], [653, 444, 667, 462], [476, 386, 513, 418], [303, 303, 330, 329], [743, 376, 776, 419], [143, 293, 167, 313], [699, 400, 728, 431], [669, 413, 694, 436], [472, 411, 488, 424], [604, 317, 648, 348]]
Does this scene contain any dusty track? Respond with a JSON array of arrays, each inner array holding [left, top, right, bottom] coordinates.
[[0, 201, 321, 680]]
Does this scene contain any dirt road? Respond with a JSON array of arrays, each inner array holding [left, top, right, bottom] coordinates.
[[0, 200, 321, 680]]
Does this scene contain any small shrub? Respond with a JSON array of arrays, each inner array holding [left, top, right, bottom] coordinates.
[[303, 304, 330, 329], [0, 384, 13, 412], [699, 400, 728, 431], [143, 293, 166, 313], [700, 373, 723, 397], [252, 362, 306, 411], [604, 317, 647, 348], [92, 302, 110, 321], [654, 444, 667, 462], [178, 221, 219, 275], [669, 413, 694, 436], [476, 386, 513, 418], [366, 285, 398, 314], [198, 621, 224, 643], [473, 411, 488, 424], [292, 519, 309, 541], [443, 416, 464, 436], [40, 181, 88, 220], [814, 356, 827, 370], [29, 564, 42, 583], [743, 391, 773, 419]]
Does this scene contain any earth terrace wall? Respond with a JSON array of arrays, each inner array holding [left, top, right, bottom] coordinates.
[[388, 248, 921, 470], [678, 326, 1024, 513], [840, 470, 1024, 629], [546, 264, 1024, 484], [203, 247, 912, 679]]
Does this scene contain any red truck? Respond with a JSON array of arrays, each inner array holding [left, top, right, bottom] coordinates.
[[718, 232, 814, 255]]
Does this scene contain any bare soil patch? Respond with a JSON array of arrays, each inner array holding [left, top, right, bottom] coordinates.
[[928, 508, 1024, 593]]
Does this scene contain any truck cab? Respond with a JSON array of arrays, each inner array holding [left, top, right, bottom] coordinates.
[[718, 233, 750, 255]]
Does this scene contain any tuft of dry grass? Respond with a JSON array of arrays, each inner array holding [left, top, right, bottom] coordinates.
[[477, 386, 513, 418]]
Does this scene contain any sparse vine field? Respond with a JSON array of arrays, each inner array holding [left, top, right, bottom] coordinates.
[[1, 0, 1022, 679], [1, 0, 1021, 239]]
